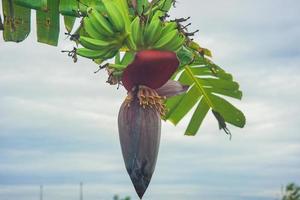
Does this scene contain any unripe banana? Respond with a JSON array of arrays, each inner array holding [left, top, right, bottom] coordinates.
[[130, 17, 139, 43], [74, 22, 89, 39], [153, 30, 178, 50], [151, 10, 165, 20], [79, 36, 120, 51], [144, 18, 163, 46], [103, 49, 119, 60], [161, 22, 177, 36], [76, 48, 111, 59], [173, 36, 186, 51], [116, 0, 131, 31], [160, 34, 185, 51], [102, 0, 126, 32], [83, 17, 105, 40], [125, 36, 137, 51], [130, 16, 144, 49], [87, 7, 115, 37]]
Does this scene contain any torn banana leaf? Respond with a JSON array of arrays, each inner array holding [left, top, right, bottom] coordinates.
[[2, 0, 31, 42]]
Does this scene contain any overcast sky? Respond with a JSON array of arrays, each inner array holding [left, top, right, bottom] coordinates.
[[0, 0, 300, 200]]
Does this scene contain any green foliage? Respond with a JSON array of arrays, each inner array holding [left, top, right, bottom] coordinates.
[[0, 0, 105, 45], [113, 195, 131, 200], [2, 0, 31, 42], [36, 0, 60, 46], [14, 0, 47, 11], [282, 183, 300, 200], [0, 0, 178, 46], [165, 47, 245, 136], [59, 0, 79, 16]]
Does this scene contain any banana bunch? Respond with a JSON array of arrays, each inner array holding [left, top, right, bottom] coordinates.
[[127, 13, 186, 52], [76, 0, 130, 60], [75, 0, 186, 61]]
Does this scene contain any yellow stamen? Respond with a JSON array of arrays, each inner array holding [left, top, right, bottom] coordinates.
[[137, 85, 167, 116], [125, 92, 134, 107]]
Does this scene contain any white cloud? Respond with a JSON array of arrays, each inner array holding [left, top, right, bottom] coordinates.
[[0, 150, 122, 173]]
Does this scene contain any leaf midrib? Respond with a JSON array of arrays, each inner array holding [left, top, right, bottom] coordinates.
[[184, 65, 215, 109]]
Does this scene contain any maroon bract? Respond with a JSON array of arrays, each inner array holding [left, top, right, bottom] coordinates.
[[122, 50, 179, 91]]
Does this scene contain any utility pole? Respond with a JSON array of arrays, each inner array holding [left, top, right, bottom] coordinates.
[[80, 182, 83, 200], [39, 185, 43, 200]]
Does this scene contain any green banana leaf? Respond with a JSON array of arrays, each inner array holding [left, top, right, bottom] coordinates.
[[1, 0, 67, 45], [59, 0, 80, 16], [59, 0, 105, 16], [0, 0, 122, 46], [166, 47, 246, 136], [14, 0, 47, 11], [36, 0, 60, 46], [0, 0, 104, 46], [1, 0, 31, 42]]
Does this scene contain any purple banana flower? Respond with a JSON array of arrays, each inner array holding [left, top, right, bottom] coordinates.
[[118, 50, 188, 199]]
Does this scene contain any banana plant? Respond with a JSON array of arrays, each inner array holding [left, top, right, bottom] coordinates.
[[1, 0, 246, 199]]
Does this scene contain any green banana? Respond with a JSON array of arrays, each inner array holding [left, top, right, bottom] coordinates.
[[159, 34, 185, 51], [172, 35, 186, 51], [74, 22, 89, 40], [130, 16, 144, 49], [76, 48, 112, 59], [125, 36, 137, 51], [161, 22, 178, 36], [79, 36, 120, 51], [87, 7, 115, 37], [144, 18, 163, 46], [115, 0, 131, 31], [102, 0, 125, 32], [103, 49, 119, 60], [83, 17, 105, 40], [153, 29, 178, 49], [150, 10, 165, 21], [108, 63, 127, 70]]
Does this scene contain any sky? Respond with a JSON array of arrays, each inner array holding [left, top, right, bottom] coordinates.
[[0, 0, 300, 200]]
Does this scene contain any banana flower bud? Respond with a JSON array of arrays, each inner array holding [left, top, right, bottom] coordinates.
[[118, 50, 188, 198]]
